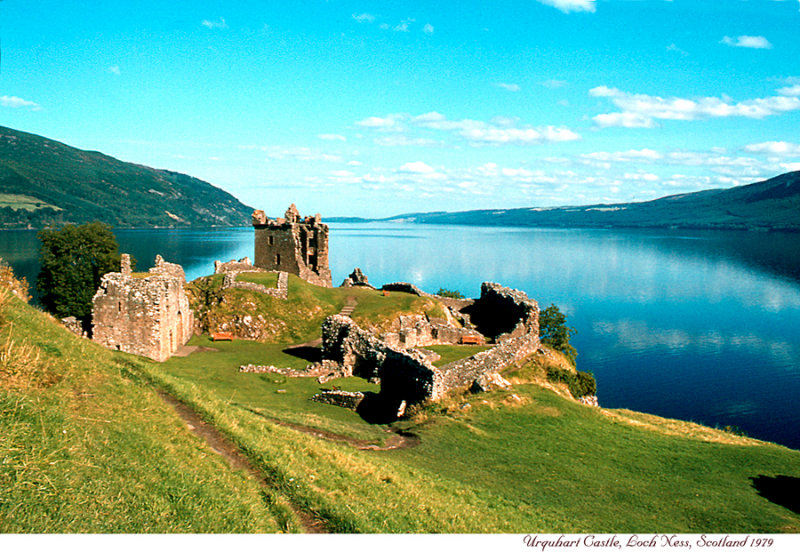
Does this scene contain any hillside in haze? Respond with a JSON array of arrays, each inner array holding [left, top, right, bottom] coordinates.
[[333, 172, 800, 232], [0, 126, 253, 229]]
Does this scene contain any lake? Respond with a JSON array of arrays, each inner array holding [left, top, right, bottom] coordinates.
[[2, 224, 799, 449]]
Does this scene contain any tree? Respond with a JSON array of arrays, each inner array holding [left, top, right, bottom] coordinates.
[[538, 303, 578, 365], [37, 222, 130, 326]]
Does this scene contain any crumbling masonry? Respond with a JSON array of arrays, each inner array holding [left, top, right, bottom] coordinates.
[[252, 204, 332, 287], [318, 282, 541, 405], [92, 254, 194, 362]]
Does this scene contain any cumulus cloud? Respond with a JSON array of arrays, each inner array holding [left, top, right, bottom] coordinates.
[[317, 134, 347, 142], [744, 141, 800, 156], [0, 95, 41, 110], [536, 0, 596, 13], [201, 18, 228, 29], [721, 35, 772, 49], [108, 65, 121, 75], [778, 84, 800, 96], [542, 79, 568, 88], [423, 23, 435, 35], [590, 85, 800, 128], [496, 82, 521, 92]]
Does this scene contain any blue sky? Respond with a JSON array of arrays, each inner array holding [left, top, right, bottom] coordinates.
[[2, 0, 800, 217]]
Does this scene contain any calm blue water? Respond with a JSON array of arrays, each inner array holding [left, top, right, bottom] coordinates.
[[2, 224, 799, 449]]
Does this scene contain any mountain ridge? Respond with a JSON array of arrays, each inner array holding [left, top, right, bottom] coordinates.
[[0, 126, 254, 229], [327, 171, 800, 232]]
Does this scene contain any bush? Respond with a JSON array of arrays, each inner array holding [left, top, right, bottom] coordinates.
[[546, 366, 596, 398], [436, 288, 465, 299], [539, 304, 577, 365]]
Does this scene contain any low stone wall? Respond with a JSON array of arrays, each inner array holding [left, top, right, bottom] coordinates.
[[381, 314, 485, 349], [222, 270, 289, 300], [440, 331, 540, 391], [310, 390, 365, 410], [214, 257, 255, 274]]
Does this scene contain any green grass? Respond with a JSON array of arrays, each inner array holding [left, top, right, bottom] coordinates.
[[189, 274, 450, 343], [423, 344, 491, 367], [0, 294, 291, 533], [237, 271, 279, 288], [147, 333, 800, 533], [0, 193, 61, 212]]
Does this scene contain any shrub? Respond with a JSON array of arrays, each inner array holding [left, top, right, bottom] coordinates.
[[436, 288, 465, 299], [546, 366, 596, 398]]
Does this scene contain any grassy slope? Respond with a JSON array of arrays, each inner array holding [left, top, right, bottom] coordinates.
[[0, 294, 290, 533], [145, 338, 800, 533], [193, 274, 449, 343], [0, 126, 253, 228]]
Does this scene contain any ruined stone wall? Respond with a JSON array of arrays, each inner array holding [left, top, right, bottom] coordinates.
[[464, 282, 540, 342], [320, 315, 444, 403], [214, 257, 254, 274], [381, 314, 485, 349], [440, 331, 540, 391], [92, 256, 194, 362], [252, 204, 332, 287]]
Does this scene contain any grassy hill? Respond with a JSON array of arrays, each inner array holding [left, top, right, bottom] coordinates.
[[3, 270, 800, 533], [331, 171, 800, 232], [0, 126, 253, 229]]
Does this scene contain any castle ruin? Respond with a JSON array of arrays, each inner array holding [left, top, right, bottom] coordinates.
[[252, 204, 332, 287], [92, 254, 194, 362]]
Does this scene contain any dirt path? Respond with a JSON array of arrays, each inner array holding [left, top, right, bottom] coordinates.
[[242, 406, 420, 451], [156, 391, 329, 534]]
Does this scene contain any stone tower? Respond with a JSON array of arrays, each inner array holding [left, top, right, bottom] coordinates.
[[252, 204, 332, 287]]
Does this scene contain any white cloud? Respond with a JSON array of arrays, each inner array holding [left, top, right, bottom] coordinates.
[[317, 134, 347, 142], [108, 65, 121, 75], [360, 111, 581, 146], [0, 95, 41, 110], [666, 43, 688, 56], [423, 23, 435, 35], [778, 84, 800, 96], [201, 18, 228, 29], [399, 161, 436, 174], [355, 115, 403, 131], [721, 35, 772, 49], [593, 112, 655, 128], [744, 141, 800, 156], [536, 0, 596, 13], [352, 13, 375, 23], [496, 82, 521, 92], [542, 79, 568, 89], [393, 19, 415, 32], [581, 149, 664, 162], [374, 135, 439, 147], [590, 85, 800, 128]]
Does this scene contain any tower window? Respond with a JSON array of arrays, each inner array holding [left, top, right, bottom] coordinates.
[[268, 235, 274, 246], [276, 253, 281, 266]]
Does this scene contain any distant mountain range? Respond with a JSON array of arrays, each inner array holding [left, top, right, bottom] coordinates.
[[0, 126, 253, 229], [329, 171, 800, 232]]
